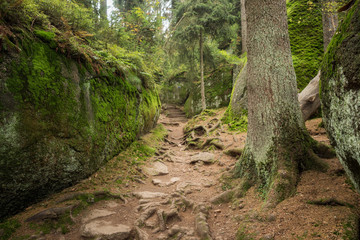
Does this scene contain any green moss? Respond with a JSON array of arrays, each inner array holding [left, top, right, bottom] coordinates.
[[34, 30, 55, 42], [222, 106, 248, 132], [236, 226, 256, 240], [34, 30, 57, 48], [338, 215, 359, 240], [0, 219, 21, 240], [320, 2, 356, 98], [0, 30, 160, 220], [287, 0, 324, 90]]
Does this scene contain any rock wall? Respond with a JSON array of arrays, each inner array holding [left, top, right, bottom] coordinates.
[[321, 0, 360, 192], [287, 0, 324, 91], [0, 33, 160, 219]]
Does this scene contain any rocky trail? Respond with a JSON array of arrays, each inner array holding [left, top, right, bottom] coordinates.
[[8, 106, 360, 240]]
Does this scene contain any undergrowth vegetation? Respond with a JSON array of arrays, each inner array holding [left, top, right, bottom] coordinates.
[[0, 0, 165, 83]]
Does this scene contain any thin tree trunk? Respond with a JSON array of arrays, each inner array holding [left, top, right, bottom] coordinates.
[[322, 0, 338, 51], [235, 0, 321, 207], [240, 0, 247, 53], [100, 0, 107, 26], [200, 29, 206, 111]]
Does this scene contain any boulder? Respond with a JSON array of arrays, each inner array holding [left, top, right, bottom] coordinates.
[[82, 209, 116, 223], [81, 220, 131, 240], [321, 2, 360, 192], [190, 152, 215, 164], [143, 161, 169, 176], [0, 31, 160, 220]]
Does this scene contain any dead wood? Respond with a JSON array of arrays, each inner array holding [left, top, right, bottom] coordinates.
[[26, 204, 80, 222], [298, 72, 321, 121]]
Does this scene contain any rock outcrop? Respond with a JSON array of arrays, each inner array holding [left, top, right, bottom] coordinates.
[[321, 1, 360, 192], [0, 30, 160, 219]]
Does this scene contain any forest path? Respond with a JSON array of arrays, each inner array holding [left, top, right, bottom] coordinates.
[[12, 106, 360, 240]]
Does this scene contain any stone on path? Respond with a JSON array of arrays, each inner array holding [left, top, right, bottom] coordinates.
[[82, 209, 116, 223], [190, 152, 215, 164], [176, 182, 202, 194], [152, 177, 180, 187], [152, 179, 162, 186], [133, 191, 168, 199], [143, 161, 169, 176], [81, 220, 131, 240], [105, 201, 120, 208]]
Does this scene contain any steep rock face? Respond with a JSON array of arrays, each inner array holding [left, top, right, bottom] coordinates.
[[183, 65, 233, 117], [0, 36, 160, 219], [287, 0, 324, 90], [321, 1, 360, 192], [229, 62, 247, 114]]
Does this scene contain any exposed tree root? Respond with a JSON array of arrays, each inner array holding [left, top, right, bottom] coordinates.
[[307, 198, 353, 207], [224, 148, 243, 158]]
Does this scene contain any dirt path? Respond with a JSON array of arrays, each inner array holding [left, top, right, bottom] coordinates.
[[9, 106, 360, 240]]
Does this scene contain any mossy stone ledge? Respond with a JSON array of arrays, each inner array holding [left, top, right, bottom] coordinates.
[[0, 32, 160, 220]]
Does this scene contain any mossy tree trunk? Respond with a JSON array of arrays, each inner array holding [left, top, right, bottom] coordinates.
[[235, 0, 320, 206], [200, 29, 206, 111]]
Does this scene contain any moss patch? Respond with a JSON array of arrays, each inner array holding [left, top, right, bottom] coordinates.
[[287, 0, 324, 91], [0, 31, 160, 220], [0, 219, 21, 240]]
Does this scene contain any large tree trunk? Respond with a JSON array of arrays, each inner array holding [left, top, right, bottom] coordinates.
[[235, 0, 321, 207], [240, 0, 247, 53], [200, 29, 206, 111]]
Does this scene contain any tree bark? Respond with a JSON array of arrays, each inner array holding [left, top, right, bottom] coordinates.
[[322, 0, 338, 51], [200, 29, 206, 111], [235, 0, 320, 207], [240, 0, 247, 53]]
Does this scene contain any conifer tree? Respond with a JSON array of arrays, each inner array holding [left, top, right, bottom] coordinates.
[[171, 0, 234, 111], [234, 0, 327, 207]]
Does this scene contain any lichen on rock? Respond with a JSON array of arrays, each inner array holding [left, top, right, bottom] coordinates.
[[321, 0, 360, 192]]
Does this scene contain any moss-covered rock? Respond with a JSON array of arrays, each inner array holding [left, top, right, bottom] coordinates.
[[183, 65, 233, 117], [287, 0, 324, 91], [0, 32, 160, 220], [321, 0, 360, 192]]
